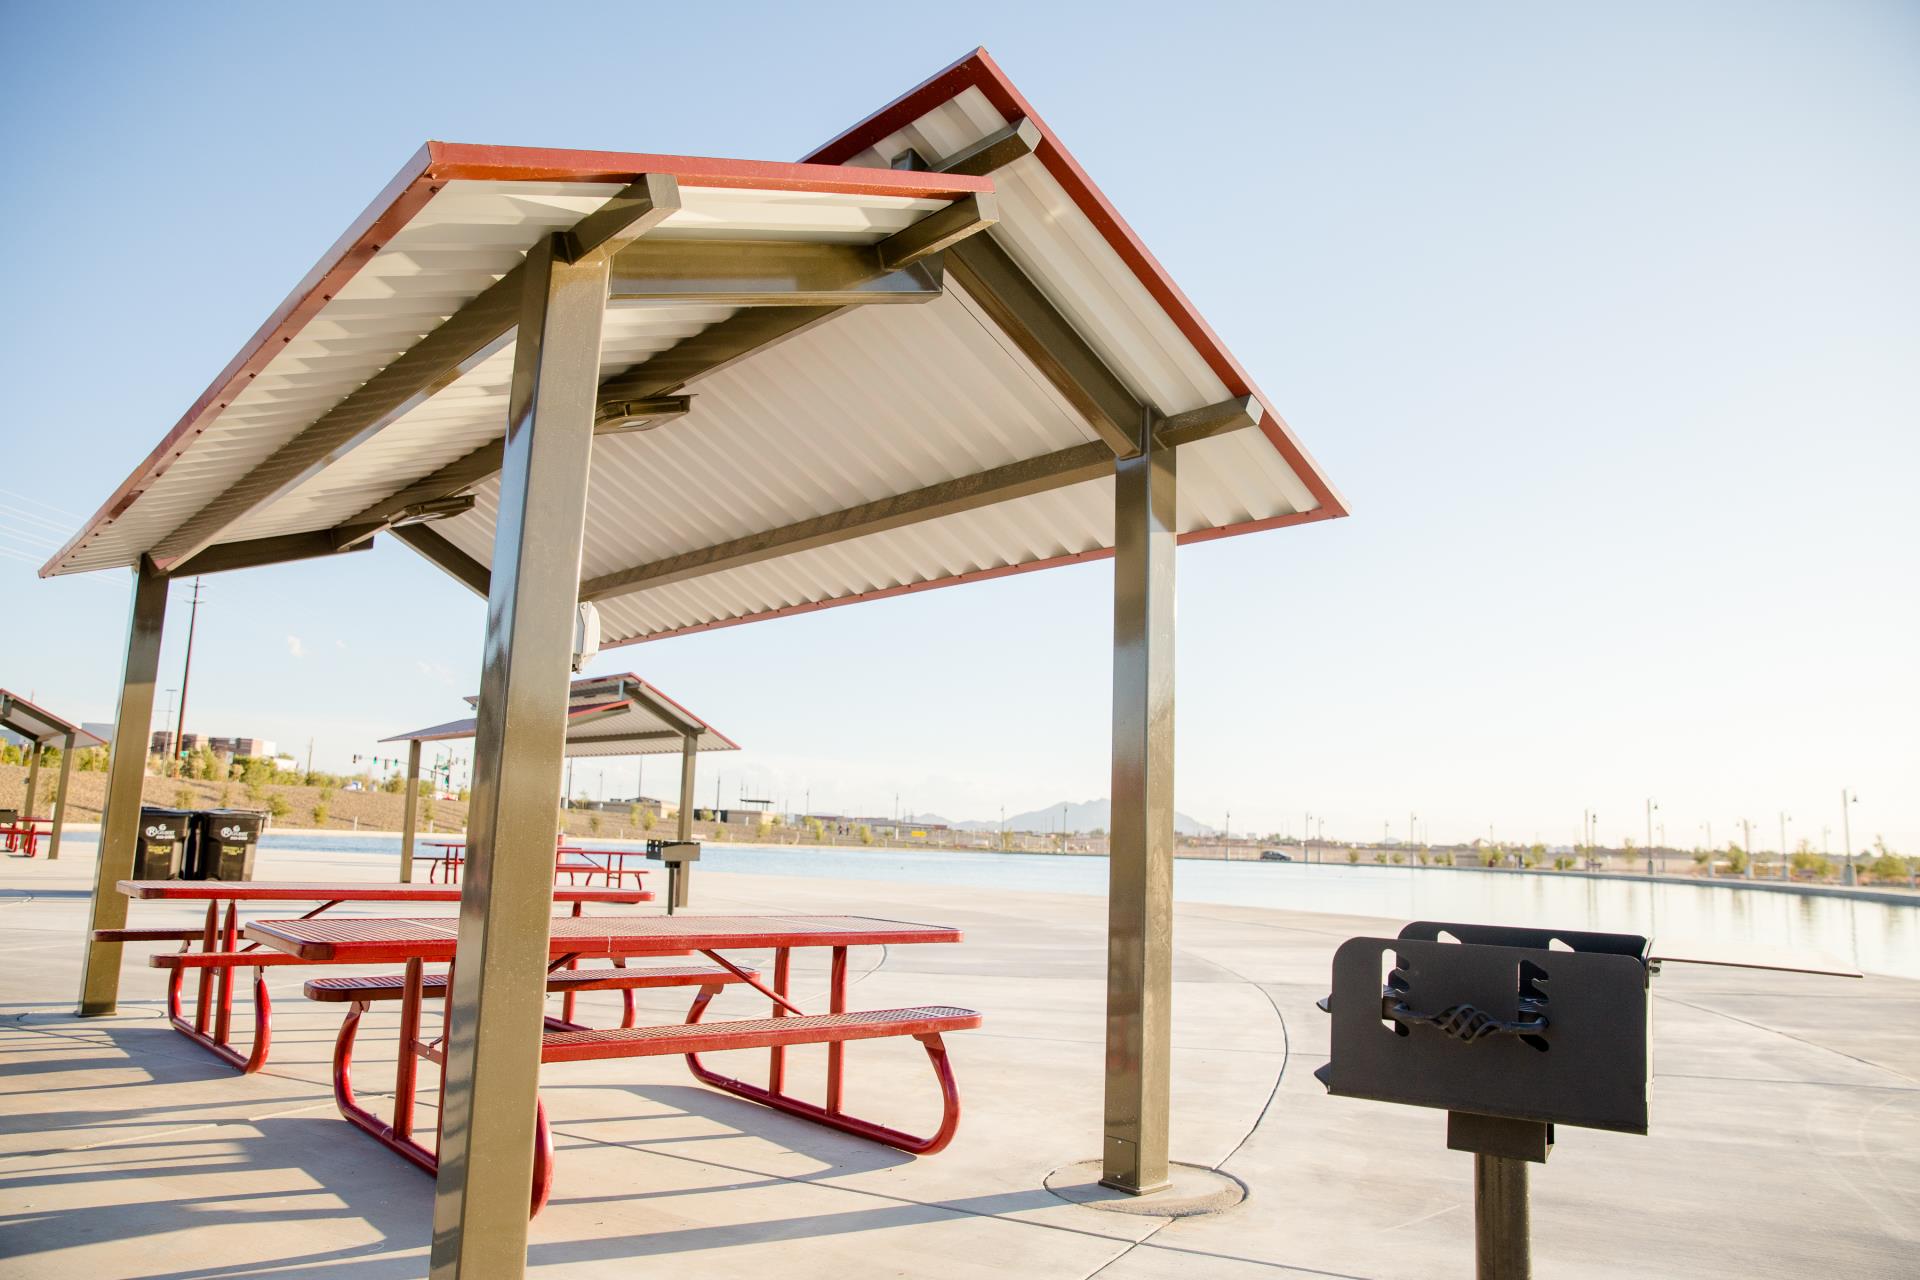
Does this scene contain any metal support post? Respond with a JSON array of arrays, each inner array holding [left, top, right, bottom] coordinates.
[[677, 732, 697, 841], [78, 560, 169, 1015], [1101, 413, 1175, 1195], [23, 741, 42, 818], [1474, 1154, 1532, 1279], [428, 235, 608, 1279], [47, 731, 75, 860], [399, 739, 423, 883]]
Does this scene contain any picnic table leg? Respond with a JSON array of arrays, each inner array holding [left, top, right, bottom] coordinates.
[[393, 958, 423, 1142], [562, 902, 583, 1025], [193, 902, 217, 1034], [769, 948, 791, 1094], [213, 902, 238, 1047], [827, 946, 848, 1115]]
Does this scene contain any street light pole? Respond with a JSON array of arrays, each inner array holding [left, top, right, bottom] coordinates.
[[1740, 817, 1753, 879], [1645, 799, 1657, 877], [1778, 811, 1791, 881], [1841, 789, 1857, 886]]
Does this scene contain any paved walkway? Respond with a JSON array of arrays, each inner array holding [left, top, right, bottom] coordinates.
[[1, 845, 1913, 1277]]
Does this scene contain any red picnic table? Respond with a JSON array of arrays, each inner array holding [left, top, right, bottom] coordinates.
[[102, 880, 653, 1073], [2, 815, 54, 856], [245, 912, 980, 1214], [422, 838, 646, 887]]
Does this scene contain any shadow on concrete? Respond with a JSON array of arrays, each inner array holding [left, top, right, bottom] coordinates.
[[0, 1114, 430, 1279]]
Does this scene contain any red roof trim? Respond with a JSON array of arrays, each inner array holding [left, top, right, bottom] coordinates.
[[608, 507, 1340, 649], [803, 48, 1349, 523]]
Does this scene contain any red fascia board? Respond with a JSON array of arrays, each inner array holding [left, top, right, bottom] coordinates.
[[606, 506, 1341, 650], [42, 144, 994, 578], [803, 47, 1349, 524]]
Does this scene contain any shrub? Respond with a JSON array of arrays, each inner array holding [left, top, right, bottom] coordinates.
[[1390, 852, 1405, 865], [1481, 850, 1502, 868], [1346, 848, 1360, 864], [312, 802, 329, 826], [267, 794, 291, 820], [218, 783, 233, 807], [641, 808, 656, 831], [1372, 851, 1386, 864], [173, 785, 195, 809], [588, 813, 602, 835], [1553, 856, 1576, 871], [1866, 853, 1911, 883], [858, 824, 873, 846], [1791, 850, 1835, 879], [1723, 844, 1749, 875]]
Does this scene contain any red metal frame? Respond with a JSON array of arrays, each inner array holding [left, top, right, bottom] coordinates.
[[118, 882, 650, 1072], [2, 816, 53, 856], [283, 918, 972, 1215]]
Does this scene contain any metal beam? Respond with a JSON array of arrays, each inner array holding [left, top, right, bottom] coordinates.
[[47, 731, 73, 861], [344, 307, 840, 533], [171, 530, 376, 577], [429, 235, 607, 1278], [23, 743, 40, 820], [946, 234, 1145, 458], [580, 440, 1116, 603], [1103, 414, 1176, 1194], [390, 524, 491, 599], [1154, 395, 1262, 449], [877, 193, 998, 270], [399, 739, 422, 883], [607, 239, 945, 306], [559, 173, 681, 263], [149, 177, 681, 572], [78, 559, 169, 1016], [936, 116, 1043, 178]]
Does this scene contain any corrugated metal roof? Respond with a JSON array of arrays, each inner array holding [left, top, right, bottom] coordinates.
[[47, 51, 1346, 648]]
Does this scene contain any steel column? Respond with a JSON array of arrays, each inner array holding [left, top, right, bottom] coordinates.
[[677, 733, 696, 842], [77, 560, 169, 1016], [22, 741, 41, 819], [47, 731, 74, 860], [428, 235, 608, 1279], [399, 739, 422, 883], [1101, 417, 1176, 1194]]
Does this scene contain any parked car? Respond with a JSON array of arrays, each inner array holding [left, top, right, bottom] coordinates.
[[1261, 849, 1292, 862]]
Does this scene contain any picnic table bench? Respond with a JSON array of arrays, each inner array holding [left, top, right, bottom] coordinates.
[[422, 839, 648, 887], [246, 912, 980, 1215], [96, 880, 656, 1072]]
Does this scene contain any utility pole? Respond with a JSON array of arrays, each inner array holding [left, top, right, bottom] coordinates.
[[1840, 789, 1857, 886], [305, 737, 314, 779], [1305, 811, 1313, 861], [1740, 817, 1753, 880], [160, 688, 178, 770], [1409, 811, 1417, 849], [1779, 811, 1791, 881], [1223, 810, 1231, 860], [173, 577, 204, 777]]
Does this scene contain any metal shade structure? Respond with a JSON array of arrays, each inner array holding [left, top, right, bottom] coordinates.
[[44, 47, 1346, 1277], [1, 689, 104, 862], [382, 672, 738, 880]]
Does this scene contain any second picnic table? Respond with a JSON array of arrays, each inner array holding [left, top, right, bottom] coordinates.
[[245, 912, 981, 1214], [102, 880, 653, 1072]]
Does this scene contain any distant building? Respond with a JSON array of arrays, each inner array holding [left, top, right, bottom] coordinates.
[[209, 736, 276, 758], [150, 731, 208, 756]]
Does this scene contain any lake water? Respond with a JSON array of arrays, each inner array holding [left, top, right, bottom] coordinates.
[[57, 833, 1919, 979]]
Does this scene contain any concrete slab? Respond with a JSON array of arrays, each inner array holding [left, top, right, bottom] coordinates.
[[1, 843, 1913, 1277]]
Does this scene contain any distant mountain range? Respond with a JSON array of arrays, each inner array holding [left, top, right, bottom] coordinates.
[[903, 798, 1217, 837]]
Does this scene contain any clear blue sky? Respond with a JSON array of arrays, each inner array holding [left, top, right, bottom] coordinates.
[[1, 2, 1913, 851]]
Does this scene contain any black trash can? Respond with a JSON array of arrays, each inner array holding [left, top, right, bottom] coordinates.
[[193, 809, 265, 882], [134, 806, 194, 880]]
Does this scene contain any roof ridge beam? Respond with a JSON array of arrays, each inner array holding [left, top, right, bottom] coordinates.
[[932, 117, 1043, 178], [146, 175, 683, 572]]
